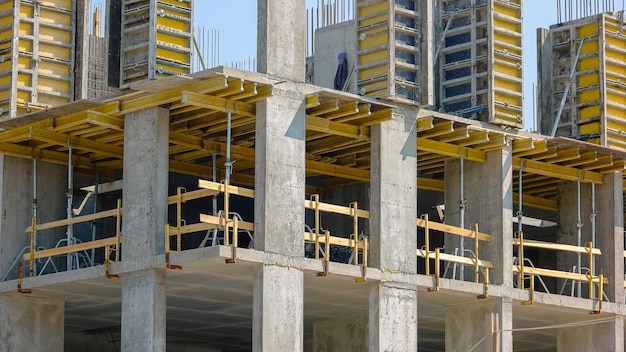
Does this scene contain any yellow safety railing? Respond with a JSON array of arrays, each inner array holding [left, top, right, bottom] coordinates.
[[22, 199, 123, 278], [304, 194, 369, 281], [416, 214, 492, 294], [514, 231, 605, 310]]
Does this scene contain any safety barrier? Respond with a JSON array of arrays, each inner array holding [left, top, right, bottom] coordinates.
[[22, 199, 123, 278], [416, 214, 492, 294], [514, 231, 605, 311], [304, 194, 369, 280]]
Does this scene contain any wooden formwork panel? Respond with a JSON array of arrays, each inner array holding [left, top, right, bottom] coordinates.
[[0, 0, 74, 118], [121, 0, 192, 88], [356, 0, 422, 101]]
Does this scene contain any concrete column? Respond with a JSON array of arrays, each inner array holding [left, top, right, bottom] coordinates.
[[121, 269, 166, 352], [122, 107, 169, 259], [257, 0, 305, 81], [558, 171, 624, 302], [369, 113, 418, 351], [444, 147, 513, 285], [557, 315, 623, 352], [0, 157, 66, 279], [312, 317, 368, 351], [596, 171, 624, 303], [253, 264, 303, 352], [0, 294, 64, 351], [252, 84, 306, 351], [121, 107, 169, 351], [445, 298, 513, 352], [369, 283, 417, 352]]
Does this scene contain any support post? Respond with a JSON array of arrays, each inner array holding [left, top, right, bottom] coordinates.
[[369, 111, 418, 351]]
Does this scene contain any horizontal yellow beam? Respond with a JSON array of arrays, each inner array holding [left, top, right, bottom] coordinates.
[[417, 249, 494, 269], [26, 209, 119, 232], [417, 138, 486, 162], [513, 238, 601, 255], [514, 157, 603, 183], [198, 179, 255, 198], [0, 142, 92, 168], [304, 231, 368, 249], [24, 236, 120, 261], [512, 265, 609, 284], [306, 115, 370, 140], [181, 91, 256, 117], [199, 213, 255, 231], [416, 218, 492, 242], [29, 128, 123, 158]]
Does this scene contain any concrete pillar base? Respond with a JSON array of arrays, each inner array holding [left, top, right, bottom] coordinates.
[[369, 283, 418, 352], [0, 294, 64, 351], [253, 264, 303, 352], [557, 314, 624, 352], [121, 269, 166, 352], [445, 297, 512, 352]]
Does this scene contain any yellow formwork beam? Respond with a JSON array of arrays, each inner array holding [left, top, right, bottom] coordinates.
[[28, 128, 123, 158], [417, 138, 486, 162], [513, 157, 603, 183], [181, 91, 256, 117], [306, 115, 370, 140]]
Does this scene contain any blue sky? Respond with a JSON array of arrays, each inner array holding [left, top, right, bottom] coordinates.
[[196, 1, 557, 131]]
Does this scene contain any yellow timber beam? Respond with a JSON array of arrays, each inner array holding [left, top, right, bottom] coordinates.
[[117, 76, 229, 115], [181, 91, 256, 116], [513, 157, 603, 183], [28, 128, 124, 158], [0, 142, 91, 168], [306, 115, 370, 140], [417, 138, 486, 162], [416, 117, 434, 132]]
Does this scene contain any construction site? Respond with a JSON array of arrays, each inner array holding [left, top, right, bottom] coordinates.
[[1, 0, 626, 351]]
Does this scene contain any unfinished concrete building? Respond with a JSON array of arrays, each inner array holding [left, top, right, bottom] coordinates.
[[0, 0, 626, 352], [538, 10, 626, 148]]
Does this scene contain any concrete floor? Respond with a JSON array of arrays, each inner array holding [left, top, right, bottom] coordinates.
[[0, 246, 617, 351]]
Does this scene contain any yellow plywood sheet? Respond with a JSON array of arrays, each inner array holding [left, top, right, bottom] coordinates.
[[359, 33, 388, 50], [577, 22, 599, 37], [17, 73, 31, 87], [494, 19, 520, 33], [154, 62, 188, 76], [578, 105, 600, 120], [38, 60, 70, 76], [494, 43, 521, 57], [493, 32, 521, 47], [38, 43, 71, 60], [156, 14, 190, 33], [580, 40, 599, 54], [494, 92, 521, 107], [156, 32, 189, 48], [359, 65, 387, 80], [160, 0, 191, 9], [608, 119, 626, 131], [494, 3, 521, 17], [605, 35, 626, 48], [359, 14, 388, 26], [39, 9, 72, 26], [0, 2, 12, 12], [494, 63, 521, 78], [494, 77, 521, 92], [0, 15, 12, 27], [578, 73, 599, 86], [578, 89, 600, 103], [156, 47, 189, 65], [38, 27, 71, 43], [37, 76, 70, 94], [578, 57, 599, 70], [359, 1, 387, 17], [359, 50, 387, 65], [607, 106, 626, 119], [579, 122, 600, 135]]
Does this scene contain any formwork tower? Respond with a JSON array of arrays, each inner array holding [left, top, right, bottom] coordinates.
[[355, 0, 433, 105], [118, 0, 193, 88], [538, 12, 626, 148], [0, 0, 77, 118], [436, 0, 523, 128]]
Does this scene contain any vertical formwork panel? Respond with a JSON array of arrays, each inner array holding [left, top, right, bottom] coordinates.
[[575, 19, 602, 143], [601, 14, 626, 149], [121, 0, 193, 88], [437, 0, 522, 128], [0, 0, 75, 119], [490, 0, 523, 127], [356, 0, 425, 103]]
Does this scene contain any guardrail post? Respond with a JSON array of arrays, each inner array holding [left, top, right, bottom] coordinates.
[[351, 201, 358, 266], [29, 216, 35, 277], [517, 231, 525, 289], [586, 241, 594, 300], [424, 214, 430, 276], [474, 223, 479, 283], [115, 199, 122, 261], [313, 194, 320, 259], [176, 187, 183, 251]]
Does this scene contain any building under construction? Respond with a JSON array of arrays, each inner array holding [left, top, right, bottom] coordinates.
[[1, 0, 626, 351]]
